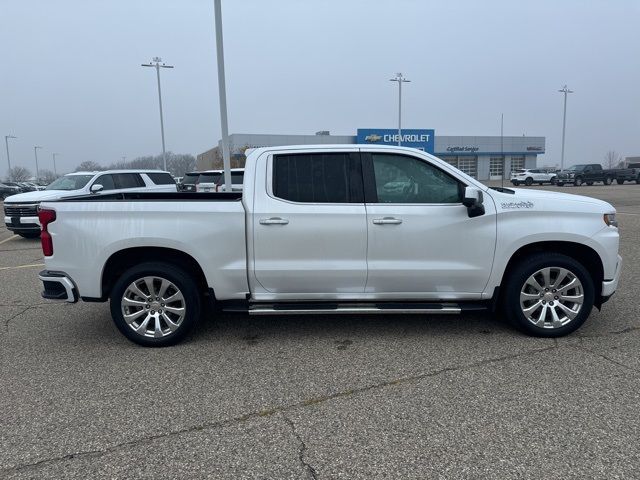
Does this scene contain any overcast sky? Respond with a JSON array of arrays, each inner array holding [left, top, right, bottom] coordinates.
[[1, 0, 639, 174]]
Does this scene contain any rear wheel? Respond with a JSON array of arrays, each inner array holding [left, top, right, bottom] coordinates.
[[604, 177, 613, 185], [525, 177, 533, 186], [110, 262, 201, 347], [502, 253, 594, 337], [512, 180, 520, 186]]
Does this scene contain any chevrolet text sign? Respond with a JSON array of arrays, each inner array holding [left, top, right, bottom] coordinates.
[[357, 128, 435, 153]]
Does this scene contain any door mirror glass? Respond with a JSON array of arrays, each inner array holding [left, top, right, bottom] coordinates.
[[462, 186, 485, 218], [90, 184, 104, 193]]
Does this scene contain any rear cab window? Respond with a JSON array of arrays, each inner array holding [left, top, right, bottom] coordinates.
[[272, 152, 362, 203]]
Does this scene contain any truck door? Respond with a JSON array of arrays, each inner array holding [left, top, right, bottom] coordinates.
[[251, 151, 367, 297], [362, 151, 497, 298]]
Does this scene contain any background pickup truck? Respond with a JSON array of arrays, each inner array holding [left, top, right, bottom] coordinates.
[[555, 163, 639, 186], [37, 145, 622, 346]]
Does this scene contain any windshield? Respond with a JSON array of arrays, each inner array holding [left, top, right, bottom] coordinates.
[[46, 175, 93, 191], [566, 165, 586, 171], [182, 173, 200, 185]]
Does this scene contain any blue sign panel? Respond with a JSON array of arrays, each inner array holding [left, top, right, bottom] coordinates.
[[357, 128, 435, 153]]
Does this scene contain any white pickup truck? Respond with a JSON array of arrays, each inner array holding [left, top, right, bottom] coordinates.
[[36, 145, 622, 346]]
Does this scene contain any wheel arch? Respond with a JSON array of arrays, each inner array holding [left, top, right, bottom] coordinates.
[[100, 247, 210, 300], [500, 241, 604, 306]]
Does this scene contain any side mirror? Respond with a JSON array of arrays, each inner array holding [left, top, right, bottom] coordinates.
[[90, 184, 104, 194], [462, 186, 485, 218]]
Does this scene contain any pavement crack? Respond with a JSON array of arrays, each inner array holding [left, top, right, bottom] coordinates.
[[281, 414, 319, 480], [0, 344, 557, 473], [572, 343, 640, 374], [3, 306, 33, 331]]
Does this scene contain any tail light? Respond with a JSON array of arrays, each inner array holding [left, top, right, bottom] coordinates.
[[38, 208, 56, 256]]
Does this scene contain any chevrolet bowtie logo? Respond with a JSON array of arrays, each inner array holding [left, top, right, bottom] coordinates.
[[364, 134, 382, 142]]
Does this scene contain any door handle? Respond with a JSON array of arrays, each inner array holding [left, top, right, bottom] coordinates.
[[372, 217, 403, 225], [259, 217, 289, 225]]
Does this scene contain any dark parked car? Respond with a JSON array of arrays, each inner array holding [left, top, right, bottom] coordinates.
[[1, 183, 21, 199], [556, 163, 639, 186], [180, 171, 201, 192], [3, 182, 31, 193]]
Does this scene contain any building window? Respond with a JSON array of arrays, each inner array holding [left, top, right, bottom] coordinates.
[[489, 157, 504, 179], [457, 156, 478, 179], [511, 156, 525, 172]]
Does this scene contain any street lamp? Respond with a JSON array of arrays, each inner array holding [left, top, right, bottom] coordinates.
[[4, 135, 17, 180], [558, 85, 573, 170], [34, 146, 42, 181], [389, 73, 410, 146], [214, 0, 232, 192], [142, 57, 174, 171], [52, 153, 59, 175]]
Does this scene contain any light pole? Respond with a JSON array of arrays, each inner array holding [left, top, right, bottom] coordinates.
[[389, 73, 410, 146], [142, 57, 173, 171], [52, 153, 59, 175], [558, 85, 573, 170], [34, 146, 42, 181], [214, 0, 232, 192], [4, 135, 17, 180]]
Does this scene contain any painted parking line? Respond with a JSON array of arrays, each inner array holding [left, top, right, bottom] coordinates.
[[0, 235, 18, 245], [0, 263, 45, 271]]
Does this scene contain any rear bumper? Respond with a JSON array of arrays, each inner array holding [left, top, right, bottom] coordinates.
[[601, 255, 622, 298], [38, 270, 78, 303]]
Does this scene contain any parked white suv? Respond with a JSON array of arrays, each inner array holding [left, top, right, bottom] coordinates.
[[511, 169, 557, 186], [4, 170, 176, 238], [196, 169, 244, 192]]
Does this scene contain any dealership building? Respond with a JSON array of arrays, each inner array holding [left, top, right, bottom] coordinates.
[[197, 129, 545, 181]]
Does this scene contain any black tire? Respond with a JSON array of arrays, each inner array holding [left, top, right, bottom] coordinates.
[[512, 180, 520, 186], [616, 179, 624, 185], [18, 231, 41, 239], [586, 182, 593, 186], [604, 177, 613, 186], [550, 177, 557, 185], [574, 177, 583, 186], [524, 177, 533, 186], [502, 253, 594, 337], [556, 182, 564, 187], [110, 262, 202, 347], [538, 182, 543, 186]]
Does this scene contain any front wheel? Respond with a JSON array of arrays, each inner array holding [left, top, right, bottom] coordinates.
[[502, 253, 594, 337], [524, 177, 533, 186], [110, 262, 202, 347]]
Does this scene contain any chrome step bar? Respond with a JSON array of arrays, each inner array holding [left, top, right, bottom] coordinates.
[[248, 303, 471, 316]]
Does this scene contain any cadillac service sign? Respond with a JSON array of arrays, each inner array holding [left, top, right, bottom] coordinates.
[[357, 128, 435, 153]]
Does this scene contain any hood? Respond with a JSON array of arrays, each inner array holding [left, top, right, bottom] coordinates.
[[3, 189, 81, 203], [491, 187, 615, 213]]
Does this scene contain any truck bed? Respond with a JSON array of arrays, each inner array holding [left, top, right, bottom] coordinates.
[[58, 191, 243, 202]]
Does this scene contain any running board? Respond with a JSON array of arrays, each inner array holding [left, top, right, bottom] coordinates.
[[245, 302, 487, 316]]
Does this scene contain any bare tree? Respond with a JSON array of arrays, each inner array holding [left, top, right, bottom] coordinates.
[[9, 166, 32, 181], [604, 150, 621, 169], [75, 161, 104, 172]]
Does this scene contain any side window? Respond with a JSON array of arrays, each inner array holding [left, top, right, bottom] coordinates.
[[146, 173, 175, 185], [370, 154, 462, 204], [272, 153, 362, 203], [114, 173, 145, 189], [93, 174, 116, 191]]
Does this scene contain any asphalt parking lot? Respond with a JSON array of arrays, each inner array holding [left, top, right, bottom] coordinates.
[[1, 184, 639, 479]]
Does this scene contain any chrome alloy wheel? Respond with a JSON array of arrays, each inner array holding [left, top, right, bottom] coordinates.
[[519, 267, 584, 329], [121, 276, 186, 338]]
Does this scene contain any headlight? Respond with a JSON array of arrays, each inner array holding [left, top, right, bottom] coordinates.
[[604, 213, 618, 228]]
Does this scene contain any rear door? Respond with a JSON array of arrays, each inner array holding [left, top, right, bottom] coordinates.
[[113, 173, 146, 192], [252, 151, 367, 296], [362, 151, 497, 298]]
